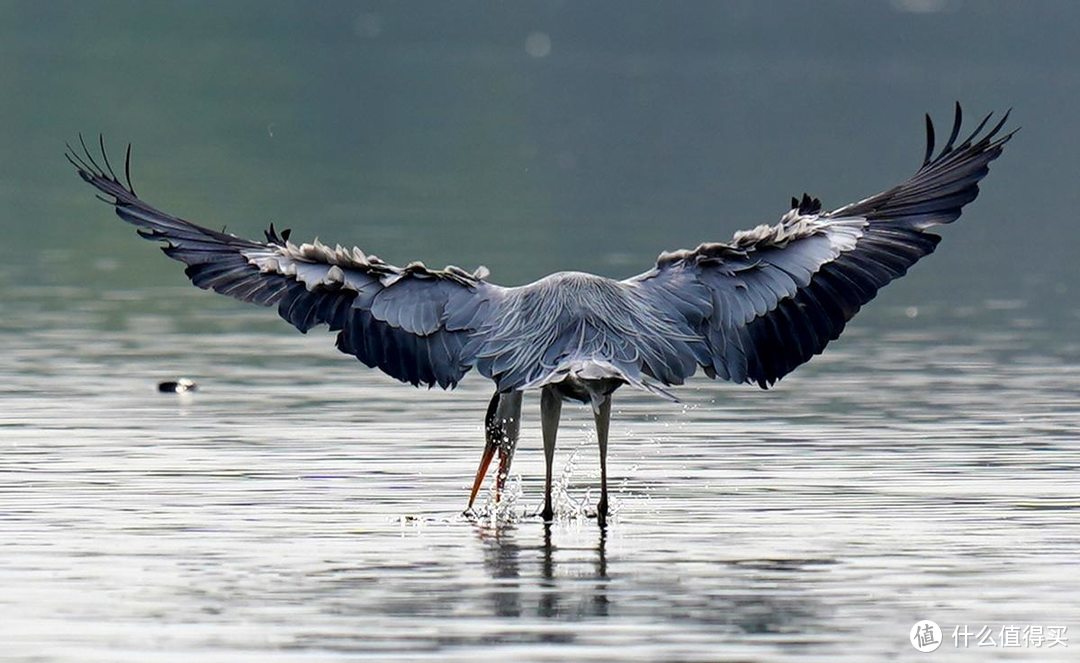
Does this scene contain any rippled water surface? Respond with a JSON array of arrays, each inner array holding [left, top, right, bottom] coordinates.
[[3, 284, 1079, 662], [4, 2, 1080, 660]]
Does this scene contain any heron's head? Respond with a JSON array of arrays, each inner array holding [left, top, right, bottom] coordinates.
[[466, 416, 517, 510]]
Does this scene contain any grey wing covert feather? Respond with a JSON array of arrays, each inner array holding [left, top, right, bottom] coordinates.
[[68, 142, 503, 389], [625, 104, 1014, 389]]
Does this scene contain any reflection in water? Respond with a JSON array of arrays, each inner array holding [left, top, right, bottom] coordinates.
[[2, 2, 1079, 657], [1, 286, 1078, 661], [473, 522, 610, 623], [470, 519, 839, 641], [476, 521, 525, 618]]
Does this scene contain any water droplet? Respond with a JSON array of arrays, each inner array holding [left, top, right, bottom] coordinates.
[[525, 31, 551, 58]]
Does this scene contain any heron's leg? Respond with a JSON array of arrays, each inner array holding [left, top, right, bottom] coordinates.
[[593, 394, 612, 527], [493, 390, 523, 500], [540, 385, 562, 522]]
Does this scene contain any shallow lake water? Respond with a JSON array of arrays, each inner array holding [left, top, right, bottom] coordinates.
[[2, 284, 1078, 662], [4, 2, 1080, 660]]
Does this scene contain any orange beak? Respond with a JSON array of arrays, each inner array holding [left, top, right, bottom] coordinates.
[[466, 441, 512, 510]]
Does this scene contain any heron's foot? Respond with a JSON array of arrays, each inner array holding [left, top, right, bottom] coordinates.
[[540, 504, 555, 523], [594, 498, 609, 528]]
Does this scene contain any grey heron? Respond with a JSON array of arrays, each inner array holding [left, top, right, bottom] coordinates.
[[69, 104, 1013, 526]]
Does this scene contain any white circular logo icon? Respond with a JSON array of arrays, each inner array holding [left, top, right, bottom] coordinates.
[[910, 620, 943, 652]]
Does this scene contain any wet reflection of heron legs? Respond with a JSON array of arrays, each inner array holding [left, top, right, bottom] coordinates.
[[476, 522, 611, 621], [539, 524, 610, 618], [539, 523, 557, 618], [593, 527, 610, 617]]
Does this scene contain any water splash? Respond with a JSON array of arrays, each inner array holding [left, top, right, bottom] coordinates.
[[465, 435, 628, 524]]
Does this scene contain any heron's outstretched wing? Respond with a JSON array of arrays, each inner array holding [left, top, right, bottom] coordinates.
[[626, 104, 1014, 389], [68, 139, 504, 388]]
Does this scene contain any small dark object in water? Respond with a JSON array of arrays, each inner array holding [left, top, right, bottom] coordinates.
[[158, 378, 197, 393]]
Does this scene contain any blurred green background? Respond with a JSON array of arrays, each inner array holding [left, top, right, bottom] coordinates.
[[1, 0, 1075, 324]]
